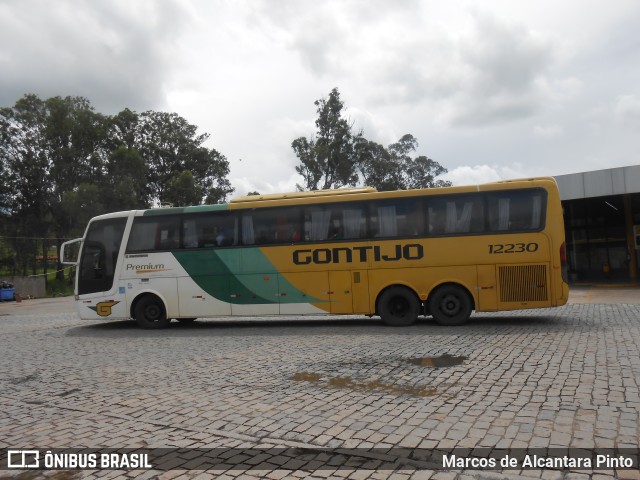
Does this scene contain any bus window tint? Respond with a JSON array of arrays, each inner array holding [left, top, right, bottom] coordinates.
[[427, 196, 484, 235], [304, 204, 367, 241], [183, 214, 238, 248], [370, 200, 424, 238], [127, 216, 180, 252], [78, 218, 127, 295], [488, 189, 546, 232], [242, 207, 302, 245]]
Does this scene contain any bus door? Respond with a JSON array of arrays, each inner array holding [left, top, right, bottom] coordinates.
[[327, 270, 370, 314], [77, 218, 127, 296]]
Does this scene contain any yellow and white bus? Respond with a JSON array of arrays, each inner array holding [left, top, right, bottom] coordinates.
[[61, 177, 568, 328]]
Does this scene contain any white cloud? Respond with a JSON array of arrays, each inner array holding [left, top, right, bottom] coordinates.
[[251, 3, 579, 126], [442, 164, 530, 186], [0, 0, 192, 112], [231, 173, 302, 197], [614, 94, 640, 127], [3, 0, 640, 197], [533, 124, 563, 138]]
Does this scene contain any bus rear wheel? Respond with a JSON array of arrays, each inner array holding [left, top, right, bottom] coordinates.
[[377, 286, 420, 326], [429, 285, 472, 326], [134, 295, 170, 329]]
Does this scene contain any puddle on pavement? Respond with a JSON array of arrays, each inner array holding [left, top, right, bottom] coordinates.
[[292, 372, 321, 382], [293, 372, 438, 397], [10, 373, 39, 384], [291, 354, 467, 398], [407, 354, 467, 368]]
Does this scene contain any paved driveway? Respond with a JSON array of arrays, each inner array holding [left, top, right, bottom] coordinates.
[[1, 291, 639, 479]]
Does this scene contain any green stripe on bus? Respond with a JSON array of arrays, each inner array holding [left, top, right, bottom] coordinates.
[[172, 248, 323, 305], [143, 204, 229, 216]]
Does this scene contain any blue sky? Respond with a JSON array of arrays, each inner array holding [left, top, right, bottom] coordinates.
[[2, 0, 639, 196]]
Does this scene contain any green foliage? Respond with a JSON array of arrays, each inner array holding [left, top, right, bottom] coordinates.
[[136, 111, 233, 206], [293, 89, 452, 192], [165, 170, 203, 207], [60, 184, 105, 237], [293, 88, 360, 191], [46, 276, 75, 298], [359, 134, 452, 191], [104, 146, 149, 211], [0, 93, 234, 281]]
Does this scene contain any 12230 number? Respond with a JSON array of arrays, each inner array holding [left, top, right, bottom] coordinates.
[[488, 242, 538, 254]]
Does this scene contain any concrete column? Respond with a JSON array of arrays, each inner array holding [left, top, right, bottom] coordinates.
[[624, 194, 638, 281]]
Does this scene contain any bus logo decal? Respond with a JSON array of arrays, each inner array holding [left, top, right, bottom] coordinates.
[[89, 301, 120, 317], [293, 244, 424, 265]]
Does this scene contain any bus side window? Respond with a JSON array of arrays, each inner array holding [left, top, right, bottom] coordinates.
[[182, 213, 238, 248], [158, 226, 180, 249], [427, 196, 483, 235], [127, 216, 180, 252], [183, 219, 199, 248], [243, 207, 302, 245], [305, 205, 366, 241], [428, 205, 446, 234], [488, 190, 546, 232]]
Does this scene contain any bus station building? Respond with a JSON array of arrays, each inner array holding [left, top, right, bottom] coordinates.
[[554, 165, 640, 284]]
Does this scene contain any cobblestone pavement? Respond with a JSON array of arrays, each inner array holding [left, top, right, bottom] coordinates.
[[0, 303, 639, 479]]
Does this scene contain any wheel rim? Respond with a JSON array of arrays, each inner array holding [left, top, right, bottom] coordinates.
[[440, 293, 461, 317], [144, 303, 162, 322], [390, 296, 410, 317]]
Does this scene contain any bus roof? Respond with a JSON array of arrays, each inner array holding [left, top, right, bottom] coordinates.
[[88, 177, 559, 221], [225, 177, 559, 209], [231, 187, 377, 203]]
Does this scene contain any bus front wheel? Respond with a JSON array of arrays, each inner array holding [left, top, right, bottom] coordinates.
[[377, 286, 420, 326], [134, 295, 170, 329], [428, 285, 472, 326]]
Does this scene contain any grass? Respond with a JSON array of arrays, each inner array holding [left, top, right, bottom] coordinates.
[[46, 276, 75, 297]]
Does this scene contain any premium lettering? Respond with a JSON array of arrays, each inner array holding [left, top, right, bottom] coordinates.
[[126, 263, 165, 271]]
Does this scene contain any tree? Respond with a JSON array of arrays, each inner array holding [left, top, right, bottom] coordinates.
[[1, 93, 234, 282], [355, 134, 451, 191], [60, 183, 104, 237], [164, 170, 203, 207], [44, 96, 110, 278], [0, 94, 52, 275], [103, 145, 149, 211], [388, 134, 452, 190], [293, 89, 451, 192], [135, 111, 233, 205], [0, 95, 50, 218], [354, 137, 402, 191], [293, 88, 360, 191]]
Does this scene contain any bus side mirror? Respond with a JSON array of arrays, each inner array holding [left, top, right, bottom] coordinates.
[[60, 238, 83, 265]]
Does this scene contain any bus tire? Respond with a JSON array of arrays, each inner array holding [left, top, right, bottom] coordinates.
[[429, 284, 472, 326], [134, 294, 170, 329], [377, 286, 420, 327]]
